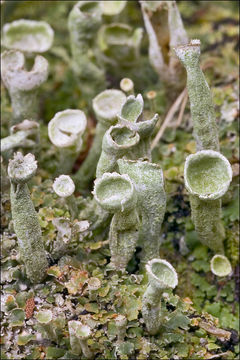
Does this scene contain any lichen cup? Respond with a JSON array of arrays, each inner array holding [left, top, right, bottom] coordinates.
[[53, 175, 77, 219], [142, 258, 178, 335], [210, 254, 232, 277], [2, 19, 54, 53], [100, 1, 126, 16], [184, 150, 232, 253], [48, 109, 87, 174], [74, 89, 126, 189], [96, 124, 140, 178], [1, 50, 48, 125], [93, 172, 139, 270], [98, 23, 143, 67]]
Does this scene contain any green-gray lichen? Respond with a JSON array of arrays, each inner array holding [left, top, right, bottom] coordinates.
[[74, 89, 126, 189], [68, 1, 105, 98], [48, 109, 87, 174], [96, 124, 140, 178], [1, 50, 49, 125], [93, 172, 139, 270], [118, 159, 166, 264], [175, 39, 219, 151], [8, 152, 48, 283], [184, 150, 232, 253], [142, 258, 178, 335], [2, 19, 54, 53]]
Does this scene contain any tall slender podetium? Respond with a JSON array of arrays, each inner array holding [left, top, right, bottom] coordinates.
[[93, 172, 139, 271], [174, 39, 219, 151], [8, 152, 48, 283], [118, 159, 166, 264]]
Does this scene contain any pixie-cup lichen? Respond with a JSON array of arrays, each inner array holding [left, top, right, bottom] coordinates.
[[175, 39, 219, 151], [68, 321, 93, 359], [118, 159, 166, 264], [96, 124, 140, 178], [8, 152, 48, 283], [184, 150, 232, 253], [74, 89, 126, 189], [53, 175, 77, 220], [142, 258, 178, 335], [210, 254, 232, 277], [2, 19, 54, 53], [93, 172, 139, 271], [48, 109, 87, 174], [118, 94, 159, 160], [100, 1, 126, 16], [1, 50, 49, 125], [68, 1, 105, 97], [97, 23, 143, 67]]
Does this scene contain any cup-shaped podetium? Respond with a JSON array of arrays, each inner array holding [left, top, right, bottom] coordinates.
[[53, 175, 77, 219], [142, 258, 178, 335], [184, 150, 232, 254], [2, 19, 54, 53], [93, 172, 139, 270], [100, 1, 126, 16], [1, 50, 48, 125], [68, 321, 93, 359], [68, 1, 105, 97], [74, 89, 126, 188], [120, 78, 134, 96], [8, 152, 48, 283], [98, 23, 143, 67], [175, 39, 219, 151], [118, 94, 158, 160], [96, 124, 140, 178], [48, 109, 87, 174], [118, 159, 166, 263], [210, 254, 232, 277], [36, 309, 57, 342]]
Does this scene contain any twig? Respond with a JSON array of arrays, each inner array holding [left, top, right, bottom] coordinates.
[[174, 90, 188, 128], [151, 88, 187, 150]]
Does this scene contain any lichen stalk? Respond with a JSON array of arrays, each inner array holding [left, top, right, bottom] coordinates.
[[118, 159, 166, 263], [93, 173, 139, 271], [68, 1, 105, 98], [8, 152, 48, 283], [174, 40, 219, 151], [142, 259, 178, 335]]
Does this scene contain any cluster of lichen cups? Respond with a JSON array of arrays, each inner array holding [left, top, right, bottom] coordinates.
[[2, 5, 235, 354]]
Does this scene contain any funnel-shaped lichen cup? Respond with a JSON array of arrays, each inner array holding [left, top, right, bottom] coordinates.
[[53, 175, 77, 219], [142, 258, 178, 335], [1, 50, 48, 125], [184, 150, 232, 253], [210, 254, 232, 277], [48, 109, 87, 174], [117, 94, 158, 160], [98, 23, 143, 67], [118, 159, 166, 264], [93, 173, 139, 270], [68, 321, 93, 359], [2, 19, 54, 53], [74, 89, 126, 189], [96, 124, 140, 177]]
